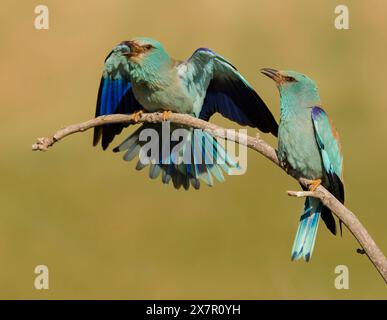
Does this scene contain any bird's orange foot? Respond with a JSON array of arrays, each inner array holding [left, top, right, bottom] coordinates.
[[130, 110, 143, 123], [308, 179, 322, 192], [162, 110, 172, 121]]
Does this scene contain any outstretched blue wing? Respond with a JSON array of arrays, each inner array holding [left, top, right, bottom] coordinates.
[[180, 48, 278, 136], [93, 43, 143, 149]]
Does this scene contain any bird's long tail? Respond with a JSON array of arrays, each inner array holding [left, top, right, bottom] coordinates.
[[291, 197, 323, 262], [113, 122, 240, 190]]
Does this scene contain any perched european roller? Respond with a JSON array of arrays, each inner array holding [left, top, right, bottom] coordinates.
[[261, 68, 345, 261], [93, 37, 278, 189]]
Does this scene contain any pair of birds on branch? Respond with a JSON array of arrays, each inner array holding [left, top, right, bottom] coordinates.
[[93, 37, 345, 262]]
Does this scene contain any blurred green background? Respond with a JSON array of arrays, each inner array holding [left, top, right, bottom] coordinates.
[[0, 0, 386, 299]]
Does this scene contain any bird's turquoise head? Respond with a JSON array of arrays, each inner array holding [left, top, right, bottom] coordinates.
[[120, 37, 172, 68], [261, 69, 321, 108]]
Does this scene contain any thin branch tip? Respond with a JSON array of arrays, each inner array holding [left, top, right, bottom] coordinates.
[[287, 190, 318, 198]]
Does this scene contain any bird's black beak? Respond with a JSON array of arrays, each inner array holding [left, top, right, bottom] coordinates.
[[260, 68, 282, 83]]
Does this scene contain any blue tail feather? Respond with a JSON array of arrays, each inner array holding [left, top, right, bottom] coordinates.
[[291, 197, 322, 262], [114, 124, 240, 189]]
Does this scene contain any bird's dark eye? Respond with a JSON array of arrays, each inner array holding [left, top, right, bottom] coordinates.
[[284, 76, 297, 82], [144, 44, 153, 50]]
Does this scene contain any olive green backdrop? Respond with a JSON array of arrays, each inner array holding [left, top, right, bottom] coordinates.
[[0, 0, 386, 299]]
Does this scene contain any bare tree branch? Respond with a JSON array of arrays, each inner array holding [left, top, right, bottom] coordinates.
[[32, 112, 387, 283]]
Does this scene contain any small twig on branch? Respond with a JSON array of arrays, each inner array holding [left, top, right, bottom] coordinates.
[[287, 190, 318, 198], [32, 112, 387, 283]]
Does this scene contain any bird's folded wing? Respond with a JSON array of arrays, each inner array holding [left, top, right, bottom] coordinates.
[[311, 106, 344, 203], [180, 48, 278, 136], [94, 44, 143, 150]]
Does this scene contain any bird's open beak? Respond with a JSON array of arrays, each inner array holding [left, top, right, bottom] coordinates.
[[260, 68, 283, 83]]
